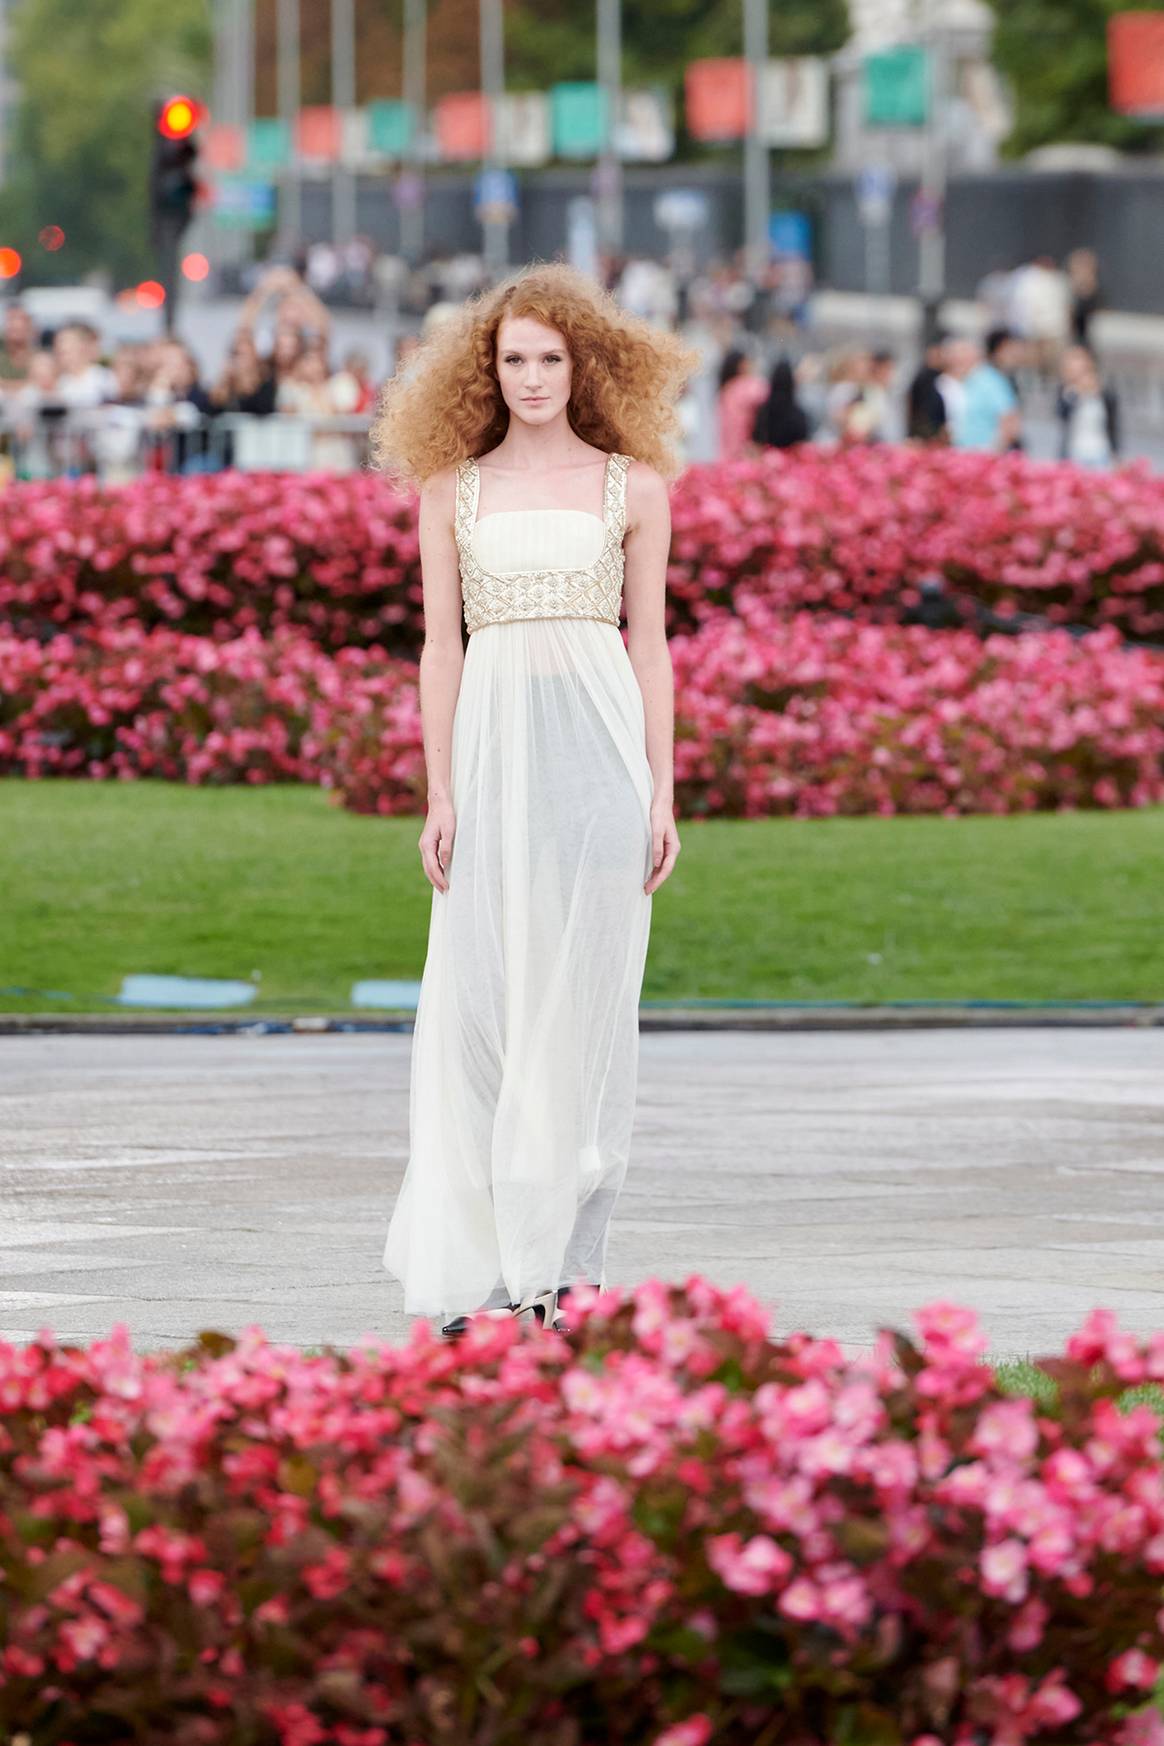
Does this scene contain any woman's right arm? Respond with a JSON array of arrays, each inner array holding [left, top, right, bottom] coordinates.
[[416, 465, 465, 894]]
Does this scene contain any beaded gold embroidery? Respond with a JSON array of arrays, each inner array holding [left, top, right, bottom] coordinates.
[[454, 451, 630, 635]]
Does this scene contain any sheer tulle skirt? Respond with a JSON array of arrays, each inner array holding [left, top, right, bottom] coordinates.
[[383, 616, 654, 1319]]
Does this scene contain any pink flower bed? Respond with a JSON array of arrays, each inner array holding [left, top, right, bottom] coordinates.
[[3, 614, 1162, 817], [1, 451, 1163, 651], [669, 449, 1164, 641], [0, 472, 423, 656], [670, 608, 1164, 817], [3, 1282, 1164, 1743], [0, 625, 425, 808]]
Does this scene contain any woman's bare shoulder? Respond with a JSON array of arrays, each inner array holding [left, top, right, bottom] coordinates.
[[418, 461, 463, 503], [624, 456, 669, 520]]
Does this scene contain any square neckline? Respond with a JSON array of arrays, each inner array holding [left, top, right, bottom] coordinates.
[[468, 451, 612, 539]]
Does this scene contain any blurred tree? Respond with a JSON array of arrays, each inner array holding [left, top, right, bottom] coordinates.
[[505, 0, 851, 89], [0, 0, 210, 287], [268, 0, 849, 109], [985, 0, 1164, 156]]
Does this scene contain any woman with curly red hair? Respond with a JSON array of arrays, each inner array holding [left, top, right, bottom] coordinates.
[[375, 261, 699, 1339]]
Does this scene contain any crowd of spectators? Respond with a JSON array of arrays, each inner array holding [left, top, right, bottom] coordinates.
[[0, 266, 380, 480], [716, 326, 1121, 469], [0, 240, 1130, 482]]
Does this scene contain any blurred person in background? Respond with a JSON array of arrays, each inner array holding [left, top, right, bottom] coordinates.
[[793, 353, 826, 437], [330, 348, 377, 416], [8, 349, 61, 478], [751, 357, 810, 450], [1009, 254, 1069, 378], [951, 328, 1022, 453], [0, 301, 38, 388], [276, 340, 356, 471], [143, 341, 216, 473], [236, 264, 332, 359], [211, 330, 277, 417], [1057, 345, 1119, 470], [936, 336, 978, 441], [52, 322, 116, 407], [106, 344, 147, 406], [907, 334, 951, 443], [976, 259, 1016, 332], [91, 344, 149, 481], [825, 349, 876, 442], [1067, 248, 1103, 349], [864, 349, 902, 442], [269, 322, 307, 389], [716, 345, 768, 461]]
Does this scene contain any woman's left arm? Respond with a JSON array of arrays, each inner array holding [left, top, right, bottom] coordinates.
[[623, 459, 681, 896]]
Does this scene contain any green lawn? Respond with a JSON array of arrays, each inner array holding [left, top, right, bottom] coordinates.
[[2, 778, 1163, 1013]]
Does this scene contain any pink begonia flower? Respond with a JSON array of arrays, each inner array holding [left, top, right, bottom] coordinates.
[[980, 1538, 1030, 1604], [706, 1531, 793, 1595], [971, 1398, 1040, 1463], [652, 1718, 714, 1746], [1107, 1649, 1161, 1691]]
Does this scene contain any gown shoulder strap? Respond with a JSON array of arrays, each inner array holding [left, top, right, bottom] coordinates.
[[453, 454, 479, 550], [606, 451, 631, 541]]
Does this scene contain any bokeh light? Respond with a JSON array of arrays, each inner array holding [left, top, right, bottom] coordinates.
[[181, 251, 210, 282], [0, 247, 22, 278], [37, 225, 65, 252], [135, 280, 166, 308]]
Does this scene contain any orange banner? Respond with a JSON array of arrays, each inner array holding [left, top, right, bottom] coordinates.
[[1109, 11, 1164, 117], [435, 92, 490, 160], [684, 58, 752, 141], [204, 124, 244, 173], [296, 106, 341, 161]]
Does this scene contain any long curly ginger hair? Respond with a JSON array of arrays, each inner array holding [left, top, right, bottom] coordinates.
[[369, 260, 701, 490]]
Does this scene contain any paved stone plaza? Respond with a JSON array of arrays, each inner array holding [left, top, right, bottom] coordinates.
[[2, 1028, 1163, 1358]]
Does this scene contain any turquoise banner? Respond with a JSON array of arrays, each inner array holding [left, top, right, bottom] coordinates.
[[863, 46, 928, 127], [246, 118, 291, 171], [368, 100, 414, 156], [551, 82, 607, 157]]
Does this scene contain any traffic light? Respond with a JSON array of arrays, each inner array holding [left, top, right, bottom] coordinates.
[[150, 95, 202, 237], [149, 95, 203, 332]]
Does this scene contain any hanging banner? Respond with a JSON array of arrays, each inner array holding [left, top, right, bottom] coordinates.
[[759, 57, 829, 147], [296, 106, 342, 160], [212, 174, 277, 229], [864, 46, 928, 126], [246, 118, 291, 172], [205, 123, 245, 172], [434, 91, 489, 159], [685, 58, 751, 140], [367, 99, 414, 156], [1109, 12, 1164, 118], [551, 82, 607, 157], [493, 92, 551, 164], [616, 88, 674, 161]]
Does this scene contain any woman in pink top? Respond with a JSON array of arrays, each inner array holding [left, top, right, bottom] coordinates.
[[716, 347, 768, 461]]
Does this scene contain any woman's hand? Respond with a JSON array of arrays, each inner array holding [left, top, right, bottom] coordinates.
[[419, 797, 456, 893], [644, 797, 680, 896]]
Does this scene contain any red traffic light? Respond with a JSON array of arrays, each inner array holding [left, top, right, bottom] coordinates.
[[158, 95, 201, 140]]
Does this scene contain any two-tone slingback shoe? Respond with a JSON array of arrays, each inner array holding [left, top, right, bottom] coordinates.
[[550, 1281, 601, 1336], [440, 1288, 559, 1340], [440, 1302, 520, 1339]]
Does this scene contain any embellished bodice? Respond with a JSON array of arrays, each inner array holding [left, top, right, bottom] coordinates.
[[454, 450, 631, 635]]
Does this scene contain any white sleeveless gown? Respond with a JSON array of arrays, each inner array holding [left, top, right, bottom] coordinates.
[[383, 452, 655, 1320]]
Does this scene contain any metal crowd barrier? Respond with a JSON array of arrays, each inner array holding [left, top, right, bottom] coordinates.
[[0, 408, 376, 483]]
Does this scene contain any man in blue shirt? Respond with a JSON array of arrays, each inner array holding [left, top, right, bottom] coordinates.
[[952, 327, 1023, 453]]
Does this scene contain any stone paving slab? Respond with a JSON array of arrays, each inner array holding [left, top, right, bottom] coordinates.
[[2, 1029, 1163, 1359]]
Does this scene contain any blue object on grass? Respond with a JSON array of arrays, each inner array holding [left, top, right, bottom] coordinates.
[[350, 979, 423, 1010], [115, 975, 257, 1008]]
